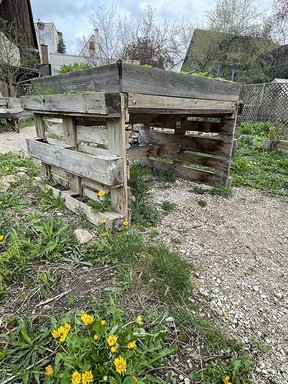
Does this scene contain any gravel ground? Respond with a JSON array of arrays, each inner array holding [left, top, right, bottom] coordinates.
[[0, 125, 35, 154], [1, 127, 287, 383], [148, 179, 288, 384]]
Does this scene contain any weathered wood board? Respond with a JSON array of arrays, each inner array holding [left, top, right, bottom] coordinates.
[[26, 138, 124, 186], [31, 62, 241, 102]]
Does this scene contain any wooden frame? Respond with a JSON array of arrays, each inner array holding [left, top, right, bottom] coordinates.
[[23, 65, 240, 225]]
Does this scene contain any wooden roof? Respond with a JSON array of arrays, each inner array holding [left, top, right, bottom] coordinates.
[[0, 0, 38, 49]]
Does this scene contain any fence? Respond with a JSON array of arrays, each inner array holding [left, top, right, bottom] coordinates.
[[237, 82, 288, 128]]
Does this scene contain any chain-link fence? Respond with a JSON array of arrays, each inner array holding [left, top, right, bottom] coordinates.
[[237, 82, 288, 129]]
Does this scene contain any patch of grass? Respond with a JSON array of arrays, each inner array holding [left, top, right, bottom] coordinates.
[[158, 169, 176, 182], [0, 152, 39, 177], [39, 188, 66, 210], [140, 245, 193, 302], [197, 199, 207, 207], [19, 117, 35, 128], [129, 164, 159, 226], [171, 237, 182, 244], [192, 186, 210, 195], [161, 200, 176, 212], [210, 183, 233, 198], [231, 140, 288, 196]]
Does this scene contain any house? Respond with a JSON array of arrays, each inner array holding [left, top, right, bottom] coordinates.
[[0, 0, 39, 96], [182, 29, 277, 83], [79, 29, 106, 66], [35, 21, 88, 75]]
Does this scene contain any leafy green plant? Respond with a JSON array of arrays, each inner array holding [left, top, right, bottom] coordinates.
[[19, 117, 35, 128], [87, 191, 111, 213], [39, 188, 66, 210], [158, 169, 176, 182], [210, 183, 233, 198], [58, 63, 93, 74], [161, 200, 176, 212], [37, 299, 174, 384]]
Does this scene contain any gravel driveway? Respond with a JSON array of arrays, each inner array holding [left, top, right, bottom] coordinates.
[[149, 179, 288, 384], [0, 125, 35, 154]]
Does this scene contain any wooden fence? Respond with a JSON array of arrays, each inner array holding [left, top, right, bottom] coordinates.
[[238, 83, 288, 128], [23, 63, 241, 225]]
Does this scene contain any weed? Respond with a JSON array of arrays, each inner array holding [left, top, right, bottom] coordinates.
[[39, 188, 66, 210], [171, 237, 182, 244], [141, 245, 193, 302], [197, 199, 208, 207], [192, 186, 209, 195], [87, 193, 111, 213], [210, 183, 233, 198], [161, 200, 176, 212], [158, 169, 176, 182], [19, 117, 35, 128]]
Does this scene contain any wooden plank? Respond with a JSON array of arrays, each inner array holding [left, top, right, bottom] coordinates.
[[127, 94, 236, 115], [77, 125, 107, 146], [26, 138, 124, 186], [127, 144, 180, 162], [63, 116, 82, 194], [139, 129, 233, 156], [78, 143, 110, 157], [38, 183, 123, 227], [30, 63, 240, 102], [148, 159, 226, 186], [31, 63, 120, 93], [81, 178, 110, 194], [107, 94, 129, 219], [120, 63, 241, 101], [34, 114, 51, 179], [21, 93, 121, 116], [277, 140, 288, 150]]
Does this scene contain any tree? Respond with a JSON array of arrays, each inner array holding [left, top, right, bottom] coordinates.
[[57, 33, 66, 54], [0, 18, 38, 96], [265, 0, 288, 44], [83, 3, 194, 70], [206, 0, 263, 36]]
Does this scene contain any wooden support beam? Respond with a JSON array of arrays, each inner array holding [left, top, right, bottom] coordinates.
[[106, 94, 129, 220], [34, 114, 51, 179]]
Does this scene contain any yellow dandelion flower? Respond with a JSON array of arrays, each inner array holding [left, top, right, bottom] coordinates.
[[100, 219, 107, 224], [93, 334, 99, 341], [5, 166, 10, 172], [82, 370, 94, 384], [111, 346, 117, 353], [80, 312, 95, 326], [51, 328, 61, 339], [100, 319, 106, 326], [123, 221, 129, 227], [223, 376, 232, 384], [100, 232, 109, 237], [45, 365, 54, 376], [44, 189, 49, 194], [114, 356, 127, 374], [0, 201, 3, 205], [0, 235, 4, 241], [71, 371, 82, 384], [136, 315, 144, 326], [127, 340, 137, 350], [97, 190, 106, 197], [107, 335, 118, 346]]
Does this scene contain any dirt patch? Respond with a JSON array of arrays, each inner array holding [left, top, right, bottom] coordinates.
[[0, 125, 35, 154]]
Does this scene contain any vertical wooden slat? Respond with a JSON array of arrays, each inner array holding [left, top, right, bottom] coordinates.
[[106, 94, 128, 220], [221, 116, 236, 185], [62, 116, 82, 194], [34, 113, 51, 179]]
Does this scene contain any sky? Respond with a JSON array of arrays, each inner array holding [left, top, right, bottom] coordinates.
[[30, 0, 273, 54]]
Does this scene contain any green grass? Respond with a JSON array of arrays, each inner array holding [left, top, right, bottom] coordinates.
[[161, 200, 176, 212], [0, 153, 255, 383], [231, 137, 288, 197]]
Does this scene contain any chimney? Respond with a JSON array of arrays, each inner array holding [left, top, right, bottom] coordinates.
[[41, 44, 49, 64]]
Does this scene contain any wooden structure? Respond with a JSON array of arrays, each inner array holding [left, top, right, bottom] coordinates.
[[23, 63, 241, 225], [0, 97, 23, 132]]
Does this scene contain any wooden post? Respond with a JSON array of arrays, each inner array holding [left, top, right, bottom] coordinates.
[[34, 113, 51, 179], [106, 94, 128, 220], [62, 116, 82, 194]]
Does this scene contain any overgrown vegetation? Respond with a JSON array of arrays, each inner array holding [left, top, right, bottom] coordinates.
[[58, 63, 94, 74], [231, 122, 288, 196], [0, 153, 254, 383]]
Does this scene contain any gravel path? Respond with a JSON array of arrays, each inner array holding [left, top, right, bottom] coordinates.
[[148, 179, 288, 384], [0, 125, 35, 154]]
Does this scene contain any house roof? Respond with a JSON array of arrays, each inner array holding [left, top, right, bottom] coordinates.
[[0, 0, 38, 49]]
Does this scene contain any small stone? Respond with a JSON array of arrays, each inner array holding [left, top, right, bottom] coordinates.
[[74, 229, 94, 244], [1, 174, 19, 184], [0, 180, 10, 193], [184, 378, 191, 384]]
